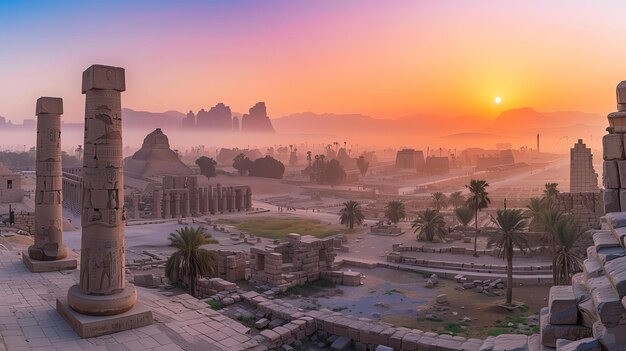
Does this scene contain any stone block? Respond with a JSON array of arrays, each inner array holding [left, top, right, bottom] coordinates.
[[592, 231, 620, 249], [330, 336, 351, 350], [620, 189, 626, 212], [591, 321, 626, 350], [36, 97, 63, 115], [82, 64, 125, 93], [608, 111, 626, 134], [603, 161, 620, 189], [549, 286, 578, 325], [604, 134, 624, 160], [604, 256, 626, 298], [56, 297, 153, 338], [540, 308, 592, 347], [555, 337, 599, 351], [587, 276, 625, 326], [617, 81, 626, 104], [22, 253, 77, 273], [492, 334, 528, 351]]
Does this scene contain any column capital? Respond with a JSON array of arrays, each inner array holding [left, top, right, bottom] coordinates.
[[36, 97, 63, 115], [82, 64, 125, 93]]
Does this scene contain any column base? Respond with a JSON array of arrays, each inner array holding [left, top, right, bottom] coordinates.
[[22, 251, 77, 273], [56, 297, 153, 338], [67, 284, 137, 316]]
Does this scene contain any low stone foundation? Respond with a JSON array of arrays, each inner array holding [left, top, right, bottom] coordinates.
[[22, 252, 77, 273]]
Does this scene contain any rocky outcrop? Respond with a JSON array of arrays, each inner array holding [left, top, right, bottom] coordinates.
[[241, 102, 275, 132], [197, 103, 233, 130], [124, 128, 192, 177]]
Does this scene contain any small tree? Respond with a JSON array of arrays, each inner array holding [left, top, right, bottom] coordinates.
[[233, 153, 251, 175], [488, 209, 529, 306], [466, 179, 491, 257], [553, 215, 585, 285], [454, 206, 474, 228], [412, 208, 447, 242], [431, 192, 448, 210], [384, 200, 406, 224], [544, 183, 560, 207], [325, 159, 346, 186], [249, 156, 285, 179], [339, 200, 365, 229], [195, 156, 217, 181], [449, 191, 465, 209], [356, 156, 369, 177], [165, 226, 218, 297]]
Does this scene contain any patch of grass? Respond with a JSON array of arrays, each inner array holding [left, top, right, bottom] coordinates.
[[505, 315, 526, 325], [215, 219, 239, 225], [426, 316, 443, 322], [444, 323, 464, 334], [235, 217, 340, 239], [206, 300, 224, 310], [383, 289, 403, 296], [283, 279, 337, 296], [518, 304, 529, 313], [487, 328, 511, 337], [236, 315, 255, 327]]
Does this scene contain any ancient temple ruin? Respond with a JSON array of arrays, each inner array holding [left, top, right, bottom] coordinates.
[[56, 64, 152, 338], [23, 97, 77, 272], [570, 139, 598, 193], [124, 128, 192, 177]]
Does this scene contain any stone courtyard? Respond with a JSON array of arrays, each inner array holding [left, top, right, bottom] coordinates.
[[0, 244, 259, 351]]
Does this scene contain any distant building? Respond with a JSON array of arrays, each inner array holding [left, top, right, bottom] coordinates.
[[476, 150, 514, 170], [197, 103, 232, 130], [0, 163, 23, 203], [424, 156, 450, 174], [395, 149, 425, 169], [232, 116, 240, 131], [570, 139, 598, 192], [124, 128, 192, 177]]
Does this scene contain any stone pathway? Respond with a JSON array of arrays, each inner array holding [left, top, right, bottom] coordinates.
[[0, 245, 260, 351]]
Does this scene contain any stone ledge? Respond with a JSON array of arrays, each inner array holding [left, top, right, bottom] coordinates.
[[22, 252, 77, 273], [56, 297, 153, 338]]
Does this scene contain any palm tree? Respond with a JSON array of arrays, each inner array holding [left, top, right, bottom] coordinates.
[[432, 192, 448, 211], [165, 226, 218, 297], [466, 179, 491, 257], [385, 200, 406, 224], [553, 215, 585, 285], [412, 208, 447, 242], [339, 200, 365, 229], [543, 183, 560, 207], [525, 197, 547, 231], [488, 209, 529, 306], [454, 206, 474, 228], [449, 191, 465, 209], [534, 207, 565, 283]]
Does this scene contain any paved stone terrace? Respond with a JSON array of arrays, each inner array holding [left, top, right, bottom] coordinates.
[[0, 246, 260, 351]]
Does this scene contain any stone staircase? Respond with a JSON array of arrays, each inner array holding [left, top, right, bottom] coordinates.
[[540, 212, 626, 350]]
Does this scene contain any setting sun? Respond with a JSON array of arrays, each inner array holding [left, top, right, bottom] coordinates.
[[494, 96, 502, 104]]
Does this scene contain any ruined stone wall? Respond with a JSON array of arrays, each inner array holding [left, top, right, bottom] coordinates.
[[555, 191, 602, 229], [13, 212, 34, 233], [212, 250, 248, 282]]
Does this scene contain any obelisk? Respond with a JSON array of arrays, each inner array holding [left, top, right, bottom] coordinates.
[[57, 64, 152, 338], [23, 97, 77, 272]]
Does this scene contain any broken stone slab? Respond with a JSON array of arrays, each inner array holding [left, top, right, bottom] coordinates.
[[255, 318, 270, 329], [606, 212, 626, 229], [556, 337, 599, 351], [604, 161, 620, 189], [596, 247, 626, 264], [620, 189, 626, 213], [269, 318, 285, 328], [605, 256, 626, 298], [540, 307, 592, 348], [604, 189, 620, 214], [330, 336, 351, 351], [603, 133, 624, 160], [436, 294, 448, 304], [491, 334, 528, 351], [583, 258, 603, 279], [587, 275, 626, 327], [577, 298, 599, 328], [549, 286, 578, 325], [592, 231, 621, 250], [591, 320, 626, 351], [572, 273, 590, 303]]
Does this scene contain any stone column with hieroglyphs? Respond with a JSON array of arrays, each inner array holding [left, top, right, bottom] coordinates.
[[58, 64, 152, 338], [24, 97, 77, 272]]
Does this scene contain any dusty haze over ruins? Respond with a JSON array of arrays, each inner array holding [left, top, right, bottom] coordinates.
[[2, 1, 626, 351]]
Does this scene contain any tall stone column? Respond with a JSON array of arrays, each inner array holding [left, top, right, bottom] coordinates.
[[163, 192, 171, 218], [132, 193, 140, 219], [24, 97, 77, 273], [58, 64, 151, 338], [192, 189, 200, 216], [174, 192, 181, 217], [153, 189, 163, 219]]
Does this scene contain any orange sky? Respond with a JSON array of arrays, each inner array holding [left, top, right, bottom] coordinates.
[[1, 1, 626, 122]]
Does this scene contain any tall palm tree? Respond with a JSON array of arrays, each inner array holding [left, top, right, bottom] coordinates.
[[466, 179, 491, 257], [449, 191, 465, 209], [537, 207, 565, 283], [525, 197, 547, 231], [412, 208, 447, 242], [339, 200, 365, 229], [488, 209, 529, 306], [385, 200, 406, 224], [454, 206, 474, 228], [165, 226, 218, 297], [553, 215, 585, 285], [432, 192, 448, 211], [543, 183, 560, 207]]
